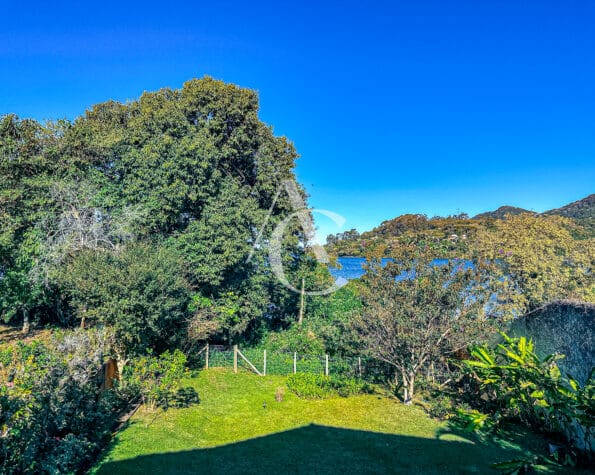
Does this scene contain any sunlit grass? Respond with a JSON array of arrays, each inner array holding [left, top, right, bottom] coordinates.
[[93, 369, 579, 474]]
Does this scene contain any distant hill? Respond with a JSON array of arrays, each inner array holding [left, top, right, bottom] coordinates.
[[326, 193, 594, 256], [473, 194, 595, 221], [544, 194, 595, 220], [473, 206, 533, 220]]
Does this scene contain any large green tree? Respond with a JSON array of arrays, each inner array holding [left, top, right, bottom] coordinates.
[[58, 243, 191, 357], [0, 115, 69, 330], [1, 77, 309, 346]]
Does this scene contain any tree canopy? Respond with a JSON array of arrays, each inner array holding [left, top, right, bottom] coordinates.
[[0, 77, 310, 349]]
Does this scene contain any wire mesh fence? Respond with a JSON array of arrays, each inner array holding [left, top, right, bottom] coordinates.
[[193, 344, 393, 383]]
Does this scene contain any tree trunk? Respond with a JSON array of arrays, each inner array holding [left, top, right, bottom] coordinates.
[[406, 372, 415, 405], [401, 371, 409, 404], [22, 308, 30, 334], [116, 357, 128, 377], [401, 370, 415, 405], [298, 276, 305, 325]]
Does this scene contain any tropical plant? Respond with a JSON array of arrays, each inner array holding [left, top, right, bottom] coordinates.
[[459, 334, 594, 456]]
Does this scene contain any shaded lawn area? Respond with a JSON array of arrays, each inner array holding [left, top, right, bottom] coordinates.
[[93, 369, 575, 474]]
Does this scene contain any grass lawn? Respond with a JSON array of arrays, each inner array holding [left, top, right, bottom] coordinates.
[[93, 369, 577, 474]]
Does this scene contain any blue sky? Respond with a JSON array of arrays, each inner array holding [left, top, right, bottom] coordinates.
[[1, 1, 594, 243]]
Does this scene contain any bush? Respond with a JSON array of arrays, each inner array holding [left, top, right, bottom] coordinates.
[[120, 349, 188, 410], [424, 393, 461, 420], [0, 331, 196, 473], [458, 334, 594, 459], [286, 372, 371, 399], [287, 373, 333, 399], [0, 334, 124, 474]]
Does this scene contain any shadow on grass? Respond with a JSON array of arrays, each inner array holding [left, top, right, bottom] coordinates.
[[96, 423, 536, 475]]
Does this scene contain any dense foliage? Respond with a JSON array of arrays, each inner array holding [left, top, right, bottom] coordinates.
[[59, 244, 191, 356], [0, 330, 193, 473], [472, 214, 594, 314], [453, 334, 595, 471], [0, 77, 310, 350], [459, 335, 594, 452], [0, 333, 121, 473], [0, 78, 314, 471], [120, 349, 190, 410], [260, 284, 363, 356]]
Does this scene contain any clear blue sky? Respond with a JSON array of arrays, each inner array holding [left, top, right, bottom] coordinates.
[[1, 1, 594, 242]]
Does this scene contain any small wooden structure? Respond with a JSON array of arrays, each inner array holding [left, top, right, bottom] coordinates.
[[100, 358, 120, 390]]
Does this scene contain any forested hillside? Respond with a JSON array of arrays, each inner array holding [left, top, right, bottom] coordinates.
[[545, 194, 595, 220], [326, 194, 595, 257], [473, 205, 532, 219]]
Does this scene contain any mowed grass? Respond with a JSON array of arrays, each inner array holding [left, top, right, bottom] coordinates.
[[94, 369, 575, 474]]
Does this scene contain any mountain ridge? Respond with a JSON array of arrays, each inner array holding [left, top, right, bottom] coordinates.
[[325, 193, 594, 255]]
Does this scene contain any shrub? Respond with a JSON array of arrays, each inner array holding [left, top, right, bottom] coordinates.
[[286, 372, 370, 399], [287, 373, 333, 399], [424, 393, 461, 420], [458, 334, 594, 459], [0, 331, 196, 473], [0, 336, 124, 474], [120, 349, 188, 409]]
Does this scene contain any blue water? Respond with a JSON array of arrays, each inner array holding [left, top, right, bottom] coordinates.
[[328, 257, 473, 281], [328, 257, 392, 281]]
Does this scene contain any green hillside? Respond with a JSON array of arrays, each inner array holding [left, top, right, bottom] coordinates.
[[326, 194, 594, 257]]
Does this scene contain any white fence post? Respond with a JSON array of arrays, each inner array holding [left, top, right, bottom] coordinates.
[[233, 345, 238, 373], [325, 354, 329, 376], [293, 352, 297, 374]]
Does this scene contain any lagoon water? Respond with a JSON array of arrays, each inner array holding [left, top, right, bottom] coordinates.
[[328, 257, 392, 281], [328, 257, 471, 281]]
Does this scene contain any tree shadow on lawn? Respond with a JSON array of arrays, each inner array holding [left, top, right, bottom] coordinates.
[[96, 423, 550, 475]]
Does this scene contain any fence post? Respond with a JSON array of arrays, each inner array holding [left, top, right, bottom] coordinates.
[[325, 354, 329, 376], [233, 345, 238, 373], [205, 343, 209, 369], [293, 352, 297, 374], [358, 357, 361, 378], [263, 349, 267, 376]]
